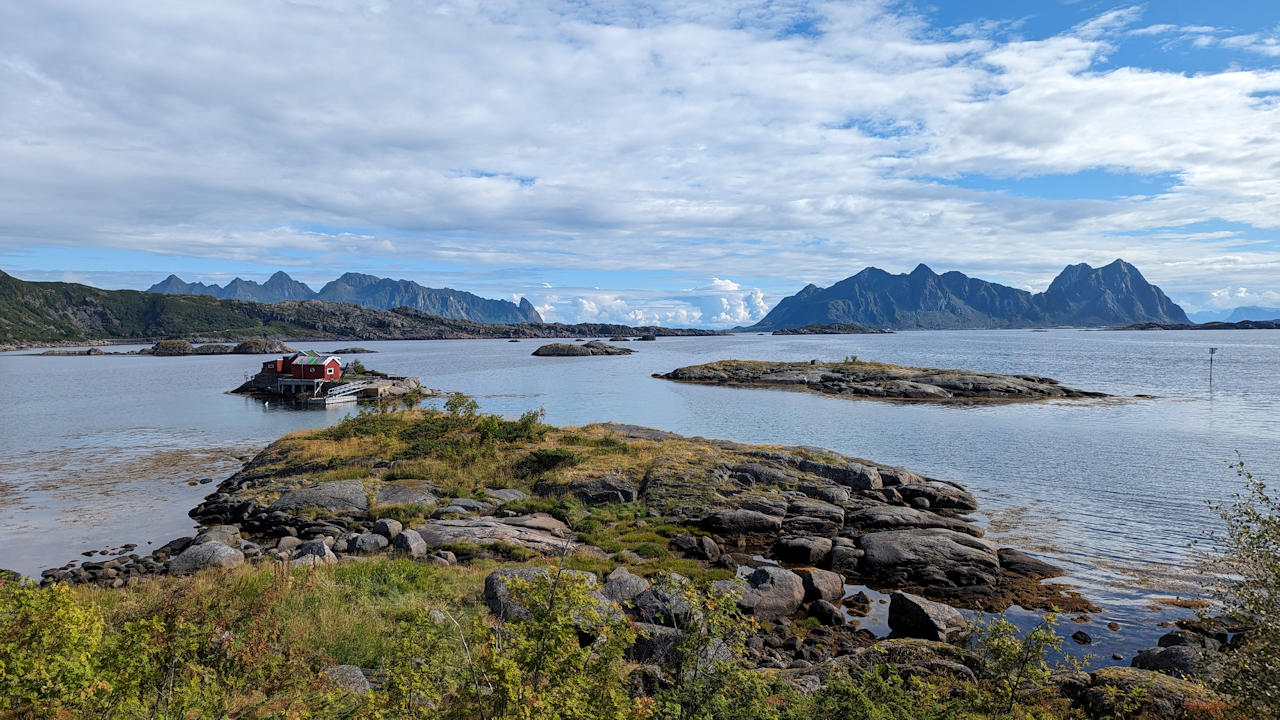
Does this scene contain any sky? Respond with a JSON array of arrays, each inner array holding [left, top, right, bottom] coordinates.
[[2, 1, 1279, 327]]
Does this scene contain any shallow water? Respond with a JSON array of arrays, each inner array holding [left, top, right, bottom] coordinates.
[[2, 329, 1277, 664]]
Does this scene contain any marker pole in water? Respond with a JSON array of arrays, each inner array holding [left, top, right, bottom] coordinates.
[[1209, 347, 1217, 389]]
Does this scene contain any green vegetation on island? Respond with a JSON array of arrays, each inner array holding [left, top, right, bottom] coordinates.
[[658, 359, 1108, 402]]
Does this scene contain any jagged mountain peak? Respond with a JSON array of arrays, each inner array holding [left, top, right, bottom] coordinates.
[[751, 259, 1187, 330], [149, 270, 541, 324]]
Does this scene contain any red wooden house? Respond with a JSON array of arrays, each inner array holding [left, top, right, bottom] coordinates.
[[261, 351, 342, 381]]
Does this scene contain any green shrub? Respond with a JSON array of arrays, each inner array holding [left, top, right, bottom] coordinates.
[[377, 567, 640, 719], [967, 612, 1074, 715], [443, 392, 479, 417], [514, 448, 580, 478], [1203, 460, 1280, 713]]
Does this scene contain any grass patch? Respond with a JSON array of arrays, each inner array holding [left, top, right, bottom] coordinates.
[[374, 503, 431, 526]]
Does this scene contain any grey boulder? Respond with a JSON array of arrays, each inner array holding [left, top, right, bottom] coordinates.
[[322, 665, 371, 694], [390, 528, 427, 556], [169, 542, 245, 575], [737, 566, 805, 620], [794, 567, 844, 603], [888, 591, 966, 642], [349, 533, 389, 555], [291, 541, 338, 567], [602, 567, 650, 604], [371, 518, 402, 539], [190, 525, 243, 548]]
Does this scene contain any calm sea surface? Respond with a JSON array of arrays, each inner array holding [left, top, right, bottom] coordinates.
[[2, 329, 1277, 661]]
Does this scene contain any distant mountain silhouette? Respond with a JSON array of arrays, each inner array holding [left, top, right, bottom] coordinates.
[[1225, 305, 1280, 322], [748, 260, 1188, 330], [147, 271, 542, 324]]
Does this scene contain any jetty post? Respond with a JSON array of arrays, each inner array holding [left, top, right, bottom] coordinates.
[[1209, 347, 1217, 388]]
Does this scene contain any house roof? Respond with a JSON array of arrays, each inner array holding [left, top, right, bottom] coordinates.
[[289, 352, 340, 366]]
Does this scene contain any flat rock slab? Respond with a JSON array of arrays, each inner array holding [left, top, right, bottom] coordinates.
[[270, 480, 369, 513], [858, 528, 1000, 589], [415, 516, 576, 555], [843, 505, 983, 538], [375, 484, 438, 508]]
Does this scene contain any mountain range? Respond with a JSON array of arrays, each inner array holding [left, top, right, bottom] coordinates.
[[747, 259, 1190, 331], [1187, 305, 1280, 323], [0, 269, 712, 346], [148, 271, 543, 324]]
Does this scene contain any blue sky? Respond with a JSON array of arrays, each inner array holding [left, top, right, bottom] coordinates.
[[1, 1, 1279, 326]]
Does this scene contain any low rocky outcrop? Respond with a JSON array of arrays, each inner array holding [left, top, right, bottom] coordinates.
[[657, 359, 1107, 403], [269, 480, 369, 513], [771, 323, 890, 335], [532, 340, 635, 357], [1079, 666, 1220, 719], [484, 567, 601, 620]]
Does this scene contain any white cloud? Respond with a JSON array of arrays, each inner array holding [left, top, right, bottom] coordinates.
[[703, 277, 741, 291], [0, 1, 1277, 311]]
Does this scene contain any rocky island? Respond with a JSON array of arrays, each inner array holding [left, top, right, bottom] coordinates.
[[657, 359, 1108, 403], [770, 323, 890, 335], [531, 340, 635, 356]]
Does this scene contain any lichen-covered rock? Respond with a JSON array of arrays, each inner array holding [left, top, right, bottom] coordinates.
[[671, 534, 721, 561], [375, 485, 438, 508], [843, 506, 984, 538], [1082, 666, 1219, 719], [322, 665, 371, 694], [291, 541, 337, 567], [773, 536, 833, 566], [704, 509, 783, 535]]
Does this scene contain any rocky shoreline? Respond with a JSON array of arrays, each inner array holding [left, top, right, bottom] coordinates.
[[658, 359, 1109, 403], [37, 338, 298, 357], [25, 411, 1232, 716]]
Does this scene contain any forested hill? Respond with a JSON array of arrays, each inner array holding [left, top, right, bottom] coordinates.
[[0, 270, 717, 346]]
